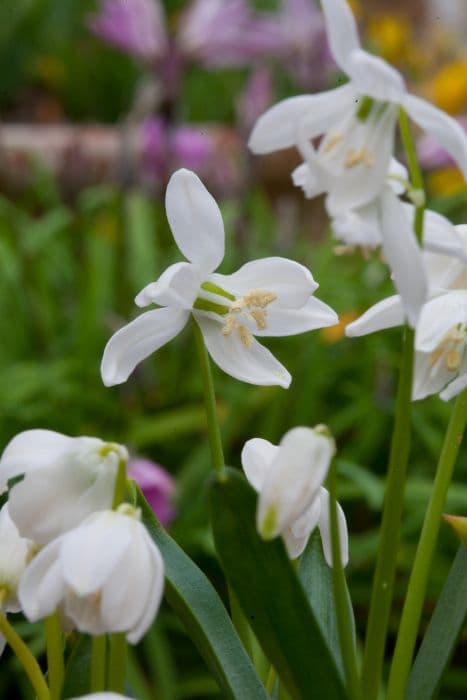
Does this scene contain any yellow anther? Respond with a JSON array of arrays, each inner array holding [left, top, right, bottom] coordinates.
[[243, 290, 277, 308], [344, 147, 374, 168], [322, 132, 344, 154], [239, 325, 253, 348], [250, 309, 267, 330], [222, 315, 237, 337], [446, 349, 462, 371]]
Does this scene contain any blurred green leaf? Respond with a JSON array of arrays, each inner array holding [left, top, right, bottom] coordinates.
[[210, 468, 346, 700], [138, 486, 269, 700]]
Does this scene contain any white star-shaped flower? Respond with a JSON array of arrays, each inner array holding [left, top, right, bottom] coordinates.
[[101, 169, 338, 389]]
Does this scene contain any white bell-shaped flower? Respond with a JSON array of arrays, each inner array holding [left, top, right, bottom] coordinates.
[[0, 430, 128, 545], [19, 505, 164, 644], [241, 426, 348, 565], [70, 693, 134, 699], [0, 503, 35, 656], [101, 168, 337, 390]]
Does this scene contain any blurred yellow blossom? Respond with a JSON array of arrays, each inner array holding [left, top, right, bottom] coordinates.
[[443, 514, 467, 547], [321, 311, 358, 344], [367, 15, 410, 65], [427, 167, 467, 197], [430, 60, 467, 114]]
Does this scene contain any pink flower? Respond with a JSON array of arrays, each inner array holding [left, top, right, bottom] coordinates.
[[128, 458, 176, 526], [88, 0, 168, 64], [237, 68, 274, 133]]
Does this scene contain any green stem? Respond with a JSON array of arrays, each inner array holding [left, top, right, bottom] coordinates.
[[90, 635, 107, 692], [360, 325, 414, 700], [387, 389, 467, 699], [265, 666, 276, 695], [112, 458, 128, 509], [398, 108, 425, 243], [44, 613, 64, 700], [192, 318, 225, 479], [329, 461, 361, 700], [108, 632, 127, 694], [0, 613, 50, 700]]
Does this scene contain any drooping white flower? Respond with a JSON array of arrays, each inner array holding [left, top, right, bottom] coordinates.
[[101, 169, 337, 389], [0, 430, 127, 544], [0, 504, 34, 656], [248, 0, 467, 214], [70, 694, 134, 700], [241, 426, 348, 565], [19, 504, 164, 643]]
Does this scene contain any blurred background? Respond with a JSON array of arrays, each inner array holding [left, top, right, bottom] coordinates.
[[1, 0, 467, 697]]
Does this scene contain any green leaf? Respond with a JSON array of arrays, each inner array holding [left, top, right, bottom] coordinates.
[[298, 532, 356, 681], [138, 487, 269, 700], [62, 634, 92, 699], [407, 546, 467, 700], [210, 468, 346, 700]]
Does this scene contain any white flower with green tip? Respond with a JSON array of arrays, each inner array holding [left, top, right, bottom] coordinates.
[[0, 430, 127, 545], [19, 504, 164, 643], [241, 426, 348, 566], [101, 169, 338, 389], [249, 0, 467, 215]]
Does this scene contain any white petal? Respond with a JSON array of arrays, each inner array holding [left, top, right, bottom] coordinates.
[[329, 201, 382, 248], [404, 95, 467, 179], [440, 371, 467, 401], [212, 257, 317, 309], [416, 291, 467, 352], [283, 496, 322, 559], [388, 158, 408, 194], [61, 513, 131, 595], [165, 169, 224, 273], [135, 262, 202, 309], [257, 426, 335, 538], [317, 488, 349, 568], [248, 84, 356, 154], [412, 351, 454, 401], [125, 529, 164, 643], [241, 438, 278, 491], [101, 307, 189, 386], [345, 295, 404, 337], [421, 207, 466, 260], [325, 105, 398, 213], [19, 539, 65, 621], [0, 430, 72, 493], [380, 189, 428, 328], [320, 0, 360, 69], [255, 297, 338, 337], [348, 49, 406, 103], [196, 315, 291, 388]]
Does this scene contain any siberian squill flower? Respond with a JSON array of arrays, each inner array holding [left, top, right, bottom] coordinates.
[[241, 426, 348, 565], [0, 430, 127, 545], [0, 504, 34, 656], [248, 0, 467, 215], [101, 169, 337, 389], [19, 504, 164, 643], [346, 224, 467, 400], [88, 0, 168, 64], [128, 457, 176, 526]]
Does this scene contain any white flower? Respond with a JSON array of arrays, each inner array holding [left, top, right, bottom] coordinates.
[[0, 430, 127, 545], [248, 0, 467, 214], [241, 426, 348, 565], [70, 694, 134, 700], [19, 505, 164, 643], [0, 504, 34, 656], [101, 169, 337, 389]]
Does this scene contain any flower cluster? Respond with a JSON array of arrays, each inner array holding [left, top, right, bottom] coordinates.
[[0, 430, 165, 647]]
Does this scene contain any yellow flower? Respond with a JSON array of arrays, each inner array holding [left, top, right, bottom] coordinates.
[[367, 15, 410, 65], [427, 167, 467, 197], [430, 60, 467, 115], [321, 311, 358, 344]]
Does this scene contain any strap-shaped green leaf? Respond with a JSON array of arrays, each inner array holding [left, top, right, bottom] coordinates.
[[62, 635, 92, 699], [138, 488, 269, 700], [299, 532, 356, 681], [210, 468, 346, 700], [407, 546, 467, 700]]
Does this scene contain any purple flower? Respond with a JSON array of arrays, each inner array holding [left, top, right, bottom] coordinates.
[[237, 68, 274, 133], [418, 116, 467, 169], [171, 126, 214, 172], [141, 118, 168, 178], [128, 457, 176, 526], [88, 0, 168, 64]]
